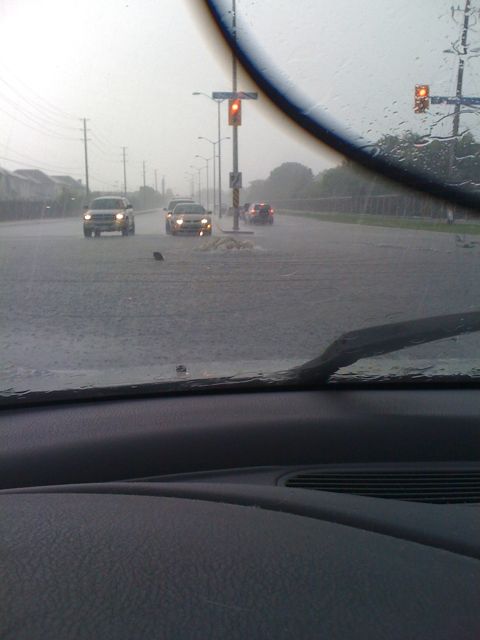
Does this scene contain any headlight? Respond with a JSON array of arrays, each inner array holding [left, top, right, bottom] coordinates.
[[167, 213, 172, 218], [176, 218, 184, 225], [115, 212, 125, 220], [201, 218, 209, 224], [83, 213, 92, 220]]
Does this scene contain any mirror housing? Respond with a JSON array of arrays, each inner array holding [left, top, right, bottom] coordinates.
[[127, 204, 133, 209], [83, 204, 89, 211]]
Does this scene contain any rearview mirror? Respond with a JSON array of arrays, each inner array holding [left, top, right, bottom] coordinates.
[[127, 204, 133, 209], [83, 205, 89, 211]]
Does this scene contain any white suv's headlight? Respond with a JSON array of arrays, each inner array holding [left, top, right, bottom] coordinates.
[[115, 212, 125, 220], [201, 218, 208, 224], [84, 213, 92, 220], [176, 218, 184, 225]]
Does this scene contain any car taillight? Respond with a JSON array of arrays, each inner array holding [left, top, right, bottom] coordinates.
[[270, 208, 274, 214]]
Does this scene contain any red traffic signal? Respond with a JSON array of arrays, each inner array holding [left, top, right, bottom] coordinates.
[[228, 98, 242, 125], [414, 84, 430, 113]]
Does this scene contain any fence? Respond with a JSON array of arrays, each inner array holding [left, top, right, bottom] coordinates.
[[0, 199, 84, 223], [272, 194, 474, 219]]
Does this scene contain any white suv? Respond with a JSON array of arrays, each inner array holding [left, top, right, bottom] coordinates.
[[83, 197, 135, 237]]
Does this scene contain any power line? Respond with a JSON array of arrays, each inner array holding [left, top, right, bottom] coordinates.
[[0, 153, 83, 175], [0, 63, 78, 121], [0, 77, 78, 131], [0, 101, 79, 141], [89, 140, 122, 160], [0, 90, 79, 137]]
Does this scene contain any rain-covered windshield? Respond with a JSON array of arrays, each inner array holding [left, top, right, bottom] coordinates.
[[1, 0, 480, 398]]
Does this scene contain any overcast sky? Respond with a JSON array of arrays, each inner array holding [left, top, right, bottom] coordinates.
[[0, 0, 477, 193]]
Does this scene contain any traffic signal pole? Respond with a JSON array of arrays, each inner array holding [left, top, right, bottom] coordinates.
[[217, 100, 223, 218], [231, 0, 240, 231]]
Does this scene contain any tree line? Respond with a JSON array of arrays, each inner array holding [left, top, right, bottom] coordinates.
[[244, 130, 480, 202]]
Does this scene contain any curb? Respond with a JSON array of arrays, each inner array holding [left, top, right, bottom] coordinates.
[[214, 219, 254, 235]]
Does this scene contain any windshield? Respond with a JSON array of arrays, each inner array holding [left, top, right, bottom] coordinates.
[[1, 0, 480, 399], [167, 199, 192, 209], [174, 205, 206, 214], [90, 199, 125, 210]]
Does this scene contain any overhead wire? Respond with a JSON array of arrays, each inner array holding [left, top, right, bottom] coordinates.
[[0, 102, 79, 141], [0, 154, 83, 176], [0, 62, 79, 122], [0, 77, 79, 132], [0, 89, 80, 136]]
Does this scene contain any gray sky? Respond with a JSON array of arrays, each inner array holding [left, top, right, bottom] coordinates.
[[0, 0, 478, 193]]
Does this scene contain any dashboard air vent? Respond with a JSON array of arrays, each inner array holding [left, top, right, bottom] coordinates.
[[283, 470, 480, 504]]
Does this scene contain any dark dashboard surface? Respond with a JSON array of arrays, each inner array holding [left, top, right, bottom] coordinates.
[[2, 388, 480, 639], [2, 388, 480, 489]]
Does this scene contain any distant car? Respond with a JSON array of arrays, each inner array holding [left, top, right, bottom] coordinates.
[[83, 197, 135, 237], [170, 203, 212, 236], [245, 202, 274, 224], [164, 198, 194, 234]]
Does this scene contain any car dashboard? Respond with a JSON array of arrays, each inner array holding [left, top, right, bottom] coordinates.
[[1, 388, 480, 639]]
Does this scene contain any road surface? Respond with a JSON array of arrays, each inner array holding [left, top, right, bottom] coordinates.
[[1, 209, 480, 391]]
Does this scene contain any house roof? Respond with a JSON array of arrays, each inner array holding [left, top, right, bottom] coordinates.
[[0, 166, 36, 182], [14, 169, 55, 185], [51, 175, 83, 188]]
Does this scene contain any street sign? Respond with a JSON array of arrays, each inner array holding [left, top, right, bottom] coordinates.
[[236, 92, 258, 100], [229, 172, 242, 189], [212, 91, 258, 100], [431, 96, 480, 106]]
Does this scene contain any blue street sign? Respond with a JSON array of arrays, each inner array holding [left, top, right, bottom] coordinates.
[[431, 96, 480, 106], [212, 91, 258, 100]]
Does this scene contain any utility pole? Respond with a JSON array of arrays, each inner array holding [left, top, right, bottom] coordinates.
[[231, 0, 240, 230], [162, 175, 165, 201], [82, 118, 90, 201], [142, 161, 146, 209], [154, 169, 158, 192], [449, 0, 472, 179], [122, 147, 127, 196]]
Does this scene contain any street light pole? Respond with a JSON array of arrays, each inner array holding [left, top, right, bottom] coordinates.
[[190, 165, 202, 204], [184, 172, 195, 198], [122, 146, 127, 196], [192, 91, 226, 218], [198, 136, 230, 217], [199, 139, 216, 215], [195, 155, 210, 211]]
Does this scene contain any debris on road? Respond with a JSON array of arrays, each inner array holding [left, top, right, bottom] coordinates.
[[153, 251, 164, 261], [199, 237, 256, 252], [455, 235, 478, 249]]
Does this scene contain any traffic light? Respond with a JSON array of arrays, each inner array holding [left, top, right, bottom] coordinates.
[[228, 98, 242, 126], [414, 84, 430, 113]]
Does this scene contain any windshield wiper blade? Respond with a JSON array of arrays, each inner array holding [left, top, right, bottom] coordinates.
[[295, 310, 480, 382]]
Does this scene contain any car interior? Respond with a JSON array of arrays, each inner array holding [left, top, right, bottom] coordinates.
[[2, 1, 480, 639]]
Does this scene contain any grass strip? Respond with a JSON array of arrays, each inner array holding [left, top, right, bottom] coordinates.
[[278, 209, 480, 235]]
